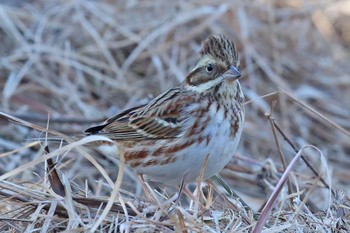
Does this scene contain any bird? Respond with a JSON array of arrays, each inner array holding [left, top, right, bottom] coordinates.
[[84, 35, 245, 186]]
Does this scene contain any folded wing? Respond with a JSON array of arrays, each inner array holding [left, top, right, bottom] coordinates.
[[84, 87, 193, 140]]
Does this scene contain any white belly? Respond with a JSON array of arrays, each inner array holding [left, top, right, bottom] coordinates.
[[137, 103, 244, 185], [96, 102, 244, 186]]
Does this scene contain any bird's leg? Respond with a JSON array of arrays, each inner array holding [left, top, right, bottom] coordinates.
[[138, 174, 156, 202], [174, 170, 190, 205], [210, 174, 253, 214], [183, 187, 196, 201], [159, 170, 193, 222]]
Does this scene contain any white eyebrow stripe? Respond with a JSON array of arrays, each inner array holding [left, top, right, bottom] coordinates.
[[186, 77, 223, 92]]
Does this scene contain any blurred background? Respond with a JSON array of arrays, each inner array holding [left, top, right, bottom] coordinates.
[[0, 0, 349, 208]]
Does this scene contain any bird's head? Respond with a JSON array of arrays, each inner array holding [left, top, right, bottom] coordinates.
[[185, 35, 241, 93]]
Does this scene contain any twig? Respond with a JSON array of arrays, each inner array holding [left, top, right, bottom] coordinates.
[[265, 100, 293, 197], [197, 153, 210, 224], [210, 174, 253, 218], [272, 119, 334, 196], [208, 178, 251, 225], [13, 114, 105, 124], [244, 91, 278, 105], [0, 218, 33, 223], [0, 190, 69, 218], [281, 89, 350, 138], [89, 146, 126, 232], [252, 147, 305, 233]]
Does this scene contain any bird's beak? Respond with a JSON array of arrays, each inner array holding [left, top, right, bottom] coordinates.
[[223, 65, 241, 80]]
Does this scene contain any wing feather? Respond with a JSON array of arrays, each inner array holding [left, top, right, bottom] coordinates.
[[84, 86, 194, 140]]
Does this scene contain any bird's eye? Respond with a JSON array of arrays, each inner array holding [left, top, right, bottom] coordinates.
[[206, 63, 213, 72]]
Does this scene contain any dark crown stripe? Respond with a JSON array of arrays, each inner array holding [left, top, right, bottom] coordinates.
[[200, 35, 238, 67]]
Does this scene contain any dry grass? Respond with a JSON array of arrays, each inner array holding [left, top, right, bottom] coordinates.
[[0, 0, 350, 232]]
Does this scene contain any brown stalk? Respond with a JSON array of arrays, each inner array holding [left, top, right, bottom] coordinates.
[[0, 190, 69, 218], [89, 146, 126, 232], [271, 119, 334, 196], [265, 100, 293, 197], [193, 153, 210, 223], [252, 148, 304, 233], [177, 209, 188, 233]]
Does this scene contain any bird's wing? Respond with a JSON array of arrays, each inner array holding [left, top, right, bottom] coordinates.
[[84, 87, 194, 140]]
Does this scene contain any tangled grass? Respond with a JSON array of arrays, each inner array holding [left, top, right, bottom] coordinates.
[[0, 0, 350, 232]]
